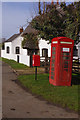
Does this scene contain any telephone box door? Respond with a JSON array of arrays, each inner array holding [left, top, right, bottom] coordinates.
[[59, 47, 73, 85]]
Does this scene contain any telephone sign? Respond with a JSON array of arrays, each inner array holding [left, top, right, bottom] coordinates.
[[49, 37, 74, 86]]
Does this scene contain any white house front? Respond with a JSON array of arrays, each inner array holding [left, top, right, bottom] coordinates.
[[1, 30, 51, 66], [1, 33, 30, 66]]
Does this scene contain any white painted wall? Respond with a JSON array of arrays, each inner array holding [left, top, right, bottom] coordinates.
[[1, 42, 12, 59]]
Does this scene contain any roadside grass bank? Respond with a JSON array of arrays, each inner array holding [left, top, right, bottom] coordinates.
[[0, 57, 45, 74], [18, 74, 79, 112], [0, 57, 28, 69]]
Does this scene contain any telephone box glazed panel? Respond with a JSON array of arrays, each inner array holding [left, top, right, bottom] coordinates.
[[33, 55, 40, 67], [49, 37, 74, 86]]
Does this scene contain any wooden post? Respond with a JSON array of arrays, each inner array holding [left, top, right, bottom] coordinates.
[[35, 66, 37, 80]]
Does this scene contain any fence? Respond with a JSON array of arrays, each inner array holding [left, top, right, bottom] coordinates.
[[72, 58, 80, 74], [40, 57, 80, 74]]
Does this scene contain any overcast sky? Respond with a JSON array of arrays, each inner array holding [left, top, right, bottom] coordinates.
[[2, 2, 38, 40]]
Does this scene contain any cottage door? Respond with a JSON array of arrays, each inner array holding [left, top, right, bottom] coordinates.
[[17, 55, 19, 63], [30, 55, 32, 67]]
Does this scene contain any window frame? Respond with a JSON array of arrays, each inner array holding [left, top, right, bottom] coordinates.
[[15, 46, 20, 54], [6, 46, 10, 54], [42, 48, 48, 57]]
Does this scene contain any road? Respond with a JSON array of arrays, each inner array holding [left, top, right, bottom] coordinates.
[[2, 61, 79, 118]]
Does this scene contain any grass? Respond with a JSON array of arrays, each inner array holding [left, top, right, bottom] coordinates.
[[0, 57, 45, 74], [18, 73, 80, 112], [0, 57, 28, 70]]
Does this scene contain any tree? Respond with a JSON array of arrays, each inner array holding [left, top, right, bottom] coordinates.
[[64, 2, 80, 43], [31, 2, 80, 43], [31, 4, 66, 42]]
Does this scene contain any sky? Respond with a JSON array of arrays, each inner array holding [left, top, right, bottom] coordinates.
[[2, 2, 39, 40], [1, 0, 76, 41]]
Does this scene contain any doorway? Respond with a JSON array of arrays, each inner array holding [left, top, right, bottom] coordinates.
[[17, 55, 19, 63]]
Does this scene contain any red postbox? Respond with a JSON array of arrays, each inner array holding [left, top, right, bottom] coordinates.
[[33, 55, 40, 67], [49, 37, 74, 86]]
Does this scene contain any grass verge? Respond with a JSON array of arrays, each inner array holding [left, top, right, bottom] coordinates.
[[0, 57, 28, 70], [0, 57, 45, 74], [18, 73, 79, 112]]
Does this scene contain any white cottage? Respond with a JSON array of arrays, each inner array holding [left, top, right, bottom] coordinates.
[[1, 26, 51, 66], [1, 31, 30, 66]]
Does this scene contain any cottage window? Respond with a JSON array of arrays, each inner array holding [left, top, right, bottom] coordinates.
[[42, 48, 48, 57], [6, 47, 10, 54], [15, 47, 20, 54]]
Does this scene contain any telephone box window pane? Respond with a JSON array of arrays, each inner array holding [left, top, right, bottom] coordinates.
[[52, 60, 55, 62], [63, 56, 70, 60], [52, 47, 55, 50], [51, 72, 54, 75], [65, 61, 68, 64], [52, 52, 55, 54], [51, 76, 54, 79], [51, 68, 54, 71], [65, 69, 68, 71], [64, 61, 68, 68], [63, 52, 70, 56], [52, 64, 54, 67], [64, 64, 68, 68], [52, 56, 55, 59]]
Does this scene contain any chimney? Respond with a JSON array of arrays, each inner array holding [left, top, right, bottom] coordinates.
[[57, 0, 59, 5], [20, 27, 23, 33]]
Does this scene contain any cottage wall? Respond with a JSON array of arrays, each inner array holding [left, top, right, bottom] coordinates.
[[39, 38, 51, 57], [1, 42, 12, 59]]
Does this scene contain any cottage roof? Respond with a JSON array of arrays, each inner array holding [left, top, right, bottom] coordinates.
[[23, 39, 39, 50], [6, 33, 20, 42], [22, 24, 39, 36]]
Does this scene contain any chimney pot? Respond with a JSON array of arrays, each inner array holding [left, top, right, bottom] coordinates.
[[20, 27, 23, 33]]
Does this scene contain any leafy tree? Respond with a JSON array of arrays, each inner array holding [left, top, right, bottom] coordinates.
[[64, 2, 80, 43], [31, 2, 80, 43], [31, 4, 66, 42], [22, 33, 38, 49]]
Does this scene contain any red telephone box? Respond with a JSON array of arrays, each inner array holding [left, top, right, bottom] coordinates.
[[33, 55, 40, 67], [49, 37, 74, 86]]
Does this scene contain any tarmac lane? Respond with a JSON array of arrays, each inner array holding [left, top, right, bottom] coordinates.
[[2, 61, 79, 118]]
